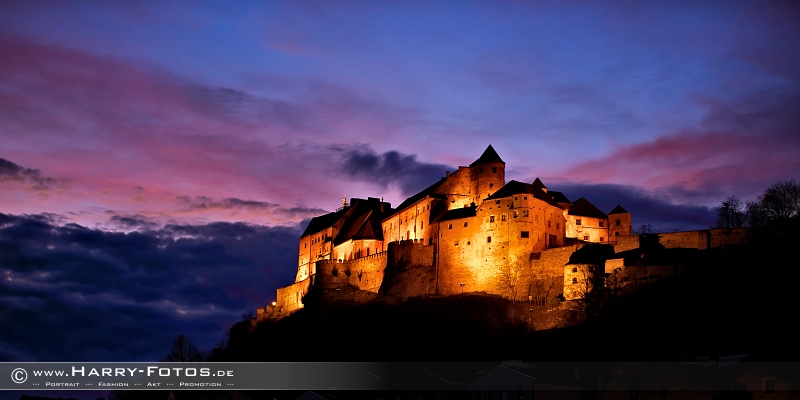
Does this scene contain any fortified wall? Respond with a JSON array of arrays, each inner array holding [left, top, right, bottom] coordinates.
[[658, 227, 751, 250]]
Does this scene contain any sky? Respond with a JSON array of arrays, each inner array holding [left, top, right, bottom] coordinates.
[[1, 1, 799, 363]]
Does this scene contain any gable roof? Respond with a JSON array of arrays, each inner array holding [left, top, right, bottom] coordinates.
[[568, 197, 608, 219], [334, 210, 383, 244], [301, 208, 346, 237], [609, 204, 629, 214], [532, 177, 547, 190], [390, 178, 446, 216], [469, 144, 505, 167], [548, 190, 571, 204], [486, 180, 562, 208], [433, 205, 477, 223]]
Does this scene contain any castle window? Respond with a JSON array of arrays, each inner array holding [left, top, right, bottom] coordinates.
[[583, 235, 589, 240], [487, 236, 491, 243], [557, 222, 559, 229], [615, 231, 620, 236], [535, 215, 539, 222], [576, 219, 581, 225], [599, 220, 604, 227], [521, 231, 529, 238], [502, 214, 506, 221], [548, 220, 551, 227], [448, 223, 452, 229], [496, 200, 500, 204], [524, 196, 527, 200], [616, 219, 621, 226], [515, 197, 518, 201], [600, 237, 605, 242], [454, 241, 459, 246], [420, 222, 423, 229], [489, 183, 493, 188], [480, 168, 483, 173], [513, 211, 518, 218], [490, 215, 495, 223], [492, 167, 497, 173], [523, 210, 529, 217], [464, 222, 468, 227], [572, 267, 578, 272], [572, 278, 578, 284]]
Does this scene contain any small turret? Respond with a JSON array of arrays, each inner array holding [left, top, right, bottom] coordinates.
[[342, 194, 348, 209]]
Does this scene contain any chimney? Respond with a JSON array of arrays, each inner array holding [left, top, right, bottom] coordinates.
[[446, 171, 450, 178]]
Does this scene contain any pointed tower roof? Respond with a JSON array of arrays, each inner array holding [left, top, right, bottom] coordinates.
[[609, 204, 629, 214], [568, 198, 608, 219], [469, 144, 505, 167], [532, 177, 547, 190]]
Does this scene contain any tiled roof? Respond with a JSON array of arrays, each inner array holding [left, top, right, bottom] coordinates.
[[433, 206, 477, 222], [469, 144, 505, 167], [568, 197, 608, 219], [486, 180, 562, 208], [609, 204, 629, 214]]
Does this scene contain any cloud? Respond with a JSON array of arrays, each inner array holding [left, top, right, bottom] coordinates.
[[560, 88, 800, 205], [0, 212, 301, 362], [334, 145, 453, 197], [550, 182, 716, 232], [0, 157, 66, 190]]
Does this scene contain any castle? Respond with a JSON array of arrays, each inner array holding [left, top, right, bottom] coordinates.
[[259, 145, 641, 318]]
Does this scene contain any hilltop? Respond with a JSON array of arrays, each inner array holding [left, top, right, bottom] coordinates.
[[212, 219, 799, 363]]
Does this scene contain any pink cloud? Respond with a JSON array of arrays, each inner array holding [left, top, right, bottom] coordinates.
[[560, 90, 800, 204]]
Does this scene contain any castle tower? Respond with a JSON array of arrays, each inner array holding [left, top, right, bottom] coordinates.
[[608, 204, 632, 240], [469, 144, 505, 204]]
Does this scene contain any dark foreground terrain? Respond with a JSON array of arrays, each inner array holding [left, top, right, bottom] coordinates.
[[215, 221, 799, 363]]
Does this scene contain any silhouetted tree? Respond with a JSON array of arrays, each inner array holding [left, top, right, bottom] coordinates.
[[716, 195, 746, 228], [162, 334, 205, 362], [746, 200, 767, 226], [759, 180, 800, 222]]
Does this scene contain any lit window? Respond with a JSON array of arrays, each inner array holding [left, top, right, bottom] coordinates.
[[521, 231, 529, 238], [514, 211, 518, 218], [490, 215, 495, 223], [502, 214, 507, 221], [576, 219, 581, 225]]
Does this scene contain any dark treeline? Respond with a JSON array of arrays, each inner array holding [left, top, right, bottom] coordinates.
[[717, 179, 799, 228]]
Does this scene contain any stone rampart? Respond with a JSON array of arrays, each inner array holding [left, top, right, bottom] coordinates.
[[379, 241, 436, 301], [658, 230, 710, 250], [709, 227, 750, 247], [274, 277, 311, 317], [314, 251, 388, 293], [613, 235, 640, 252]]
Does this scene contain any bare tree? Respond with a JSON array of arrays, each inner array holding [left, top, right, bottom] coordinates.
[[497, 260, 524, 302], [759, 180, 800, 222], [716, 195, 747, 228], [162, 334, 205, 362], [746, 200, 767, 227]]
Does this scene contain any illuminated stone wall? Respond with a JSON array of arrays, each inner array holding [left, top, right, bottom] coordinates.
[[314, 252, 388, 293], [566, 215, 609, 243], [274, 276, 311, 317], [609, 213, 632, 240], [563, 263, 602, 301], [658, 230, 710, 249], [709, 227, 750, 247], [613, 235, 640, 253], [332, 238, 384, 261]]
